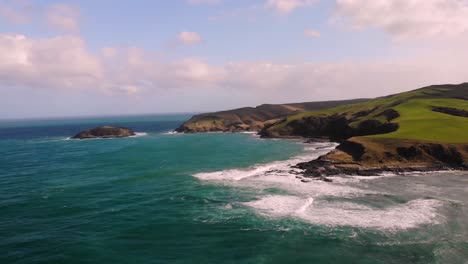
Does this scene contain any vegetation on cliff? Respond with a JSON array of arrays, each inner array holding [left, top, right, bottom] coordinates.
[[262, 83, 468, 142], [262, 83, 468, 174], [178, 83, 468, 175], [175, 99, 367, 133]]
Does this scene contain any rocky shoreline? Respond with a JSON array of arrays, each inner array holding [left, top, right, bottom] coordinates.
[[172, 130, 468, 180], [293, 156, 467, 182], [288, 137, 468, 182], [175, 83, 468, 181]]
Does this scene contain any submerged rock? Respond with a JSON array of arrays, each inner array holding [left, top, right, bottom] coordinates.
[[71, 126, 135, 139]]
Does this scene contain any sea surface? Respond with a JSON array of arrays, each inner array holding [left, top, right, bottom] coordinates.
[[0, 114, 467, 264]]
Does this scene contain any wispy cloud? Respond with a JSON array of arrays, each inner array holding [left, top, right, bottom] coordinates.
[[334, 0, 468, 39], [2, 0, 468, 113], [0, 34, 101, 91], [2, 33, 468, 100], [177, 31, 202, 45], [0, 0, 31, 24], [266, 0, 317, 14], [304, 28, 321, 38], [46, 3, 80, 32]]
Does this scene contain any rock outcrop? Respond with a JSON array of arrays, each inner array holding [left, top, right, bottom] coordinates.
[[295, 137, 468, 178], [259, 114, 398, 141], [72, 126, 135, 139], [432, 106, 468, 118], [175, 82, 468, 178], [175, 99, 368, 133]]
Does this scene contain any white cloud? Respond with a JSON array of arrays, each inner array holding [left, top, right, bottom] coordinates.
[[0, 34, 225, 94], [221, 55, 468, 101], [0, 0, 31, 24], [1, 32, 468, 103], [334, 0, 468, 39], [101, 47, 118, 58], [304, 29, 321, 38], [46, 3, 80, 32], [0, 34, 102, 90], [266, 0, 317, 14], [177, 31, 202, 45]]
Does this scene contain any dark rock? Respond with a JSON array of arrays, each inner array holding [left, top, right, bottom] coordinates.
[[420, 144, 464, 166], [396, 146, 422, 160], [285, 115, 353, 141], [261, 114, 399, 141], [432, 106, 468, 118], [303, 137, 330, 143], [72, 126, 135, 139], [350, 107, 378, 121], [321, 177, 333, 182], [336, 141, 365, 161], [355, 120, 399, 136], [376, 109, 400, 121]]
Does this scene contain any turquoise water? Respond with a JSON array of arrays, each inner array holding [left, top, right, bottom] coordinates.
[[1, 115, 467, 263]]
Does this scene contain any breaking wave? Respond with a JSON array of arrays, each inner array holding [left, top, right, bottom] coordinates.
[[193, 141, 445, 230]]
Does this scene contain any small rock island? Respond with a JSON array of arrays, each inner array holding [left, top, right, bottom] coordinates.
[[71, 126, 135, 139]]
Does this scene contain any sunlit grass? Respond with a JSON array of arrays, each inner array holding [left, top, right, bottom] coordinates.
[[267, 86, 468, 143], [371, 99, 468, 143]]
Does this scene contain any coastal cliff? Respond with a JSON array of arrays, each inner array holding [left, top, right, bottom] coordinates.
[[295, 137, 468, 178], [263, 83, 468, 176], [178, 83, 468, 176], [175, 99, 368, 133]]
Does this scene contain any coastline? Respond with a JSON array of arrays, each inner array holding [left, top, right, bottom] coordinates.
[[192, 137, 457, 231], [176, 129, 468, 180]]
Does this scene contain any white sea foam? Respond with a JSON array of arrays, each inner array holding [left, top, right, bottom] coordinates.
[[163, 131, 180, 135], [243, 196, 443, 230], [194, 142, 369, 198], [131, 132, 148, 137], [194, 142, 337, 182], [193, 141, 445, 230]]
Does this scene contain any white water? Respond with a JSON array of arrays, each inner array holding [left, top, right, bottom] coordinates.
[[243, 196, 443, 230], [163, 131, 180, 135], [194, 141, 446, 231], [131, 132, 148, 137]]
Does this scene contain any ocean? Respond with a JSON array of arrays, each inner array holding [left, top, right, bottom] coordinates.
[[0, 114, 467, 264]]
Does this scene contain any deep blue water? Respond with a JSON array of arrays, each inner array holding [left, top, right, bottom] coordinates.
[[1, 115, 467, 264]]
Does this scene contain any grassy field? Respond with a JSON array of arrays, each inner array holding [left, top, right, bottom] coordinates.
[[265, 84, 468, 143], [370, 98, 468, 143]]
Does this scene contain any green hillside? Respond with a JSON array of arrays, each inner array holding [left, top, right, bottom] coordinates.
[[372, 98, 468, 143], [262, 83, 468, 144], [175, 98, 368, 133]]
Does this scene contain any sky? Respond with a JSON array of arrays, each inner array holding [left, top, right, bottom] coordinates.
[[1, 0, 468, 119]]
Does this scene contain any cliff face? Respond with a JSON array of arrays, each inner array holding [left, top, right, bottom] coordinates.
[[259, 114, 399, 140], [262, 83, 468, 140], [176, 83, 468, 176], [273, 83, 468, 177], [296, 137, 468, 177], [175, 99, 368, 133], [72, 126, 135, 139]]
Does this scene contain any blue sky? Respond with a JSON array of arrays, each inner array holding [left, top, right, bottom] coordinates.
[[1, 0, 468, 118]]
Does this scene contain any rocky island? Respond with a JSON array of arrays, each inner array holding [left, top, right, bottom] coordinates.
[[71, 126, 135, 139], [177, 83, 468, 178]]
